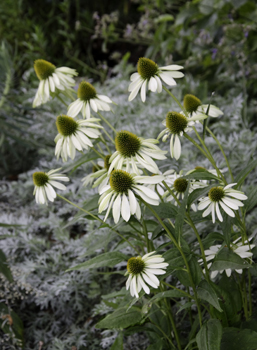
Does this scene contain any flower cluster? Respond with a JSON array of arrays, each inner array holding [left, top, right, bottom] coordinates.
[[31, 56, 251, 302]]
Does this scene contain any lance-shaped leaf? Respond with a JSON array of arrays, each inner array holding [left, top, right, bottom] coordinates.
[[196, 319, 222, 350], [66, 251, 129, 271], [197, 280, 223, 312], [210, 248, 251, 272], [95, 307, 142, 329]]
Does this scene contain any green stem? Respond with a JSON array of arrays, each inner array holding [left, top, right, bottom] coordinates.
[[163, 85, 189, 118], [92, 147, 105, 159], [149, 318, 176, 348], [161, 283, 182, 350], [143, 201, 202, 326], [162, 181, 210, 282], [186, 213, 211, 283], [97, 111, 117, 134], [206, 126, 234, 181], [248, 270, 252, 318], [162, 282, 193, 299], [142, 218, 150, 253], [56, 94, 69, 108], [57, 194, 140, 254], [192, 127, 226, 183], [100, 135, 112, 153]]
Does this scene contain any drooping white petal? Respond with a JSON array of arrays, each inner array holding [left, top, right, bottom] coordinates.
[[140, 79, 147, 102], [219, 201, 235, 217], [159, 65, 184, 70], [148, 77, 157, 92], [159, 72, 176, 86], [48, 180, 66, 190], [128, 80, 144, 101], [113, 194, 121, 223], [215, 202, 223, 222], [174, 134, 181, 160], [121, 194, 131, 222], [128, 189, 137, 215]]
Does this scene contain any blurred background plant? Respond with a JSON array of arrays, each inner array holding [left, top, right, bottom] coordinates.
[[0, 0, 257, 348]]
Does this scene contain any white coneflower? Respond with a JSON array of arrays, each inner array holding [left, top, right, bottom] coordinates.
[[126, 251, 168, 298], [54, 115, 103, 162], [184, 94, 223, 119], [148, 169, 175, 197], [33, 59, 77, 107], [163, 171, 206, 211], [67, 81, 113, 119], [128, 58, 184, 102], [158, 111, 207, 160], [98, 170, 164, 223], [32, 168, 69, 205], [198, 183, 247, 223], [108, 130, 167, 175], [82, 155, 111, 192], [199, 237, 255, 278]]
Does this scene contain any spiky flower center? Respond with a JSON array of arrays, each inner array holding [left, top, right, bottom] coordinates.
[[127, 257, 145, 275], [33, 172, 49, 187], [137, 57, 158, 80], [174, 178, 188, 193], [104, 155, 111, 170], [208, 187, 225, 202], [110, 170, 134, 193], [184, 94, 202, 113], [115, 131, 141, 158], [56, 115, 78, 136], [166, 112, 188, 134], [34, 59, 56, 80], [77, 81, 97, 101]]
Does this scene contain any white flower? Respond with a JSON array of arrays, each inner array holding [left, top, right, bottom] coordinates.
[[98, 170, 164, 223], [33, 168, 69, 205], [184, 94, 223, 119], [198, 183, 247, 223], [199, 237, 255, 278], [67, 81, 113, 119], [54, 115, 103, 162], [128, 57, 184, 102], [108, 130, 167, 175], [33, 59, 77, 107], [158, 111, 207, 160], [126, 251, 168, 298], [163, 171, 206, 211], [148, 169, 176, 197]]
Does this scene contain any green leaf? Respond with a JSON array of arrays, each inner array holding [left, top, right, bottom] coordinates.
[[149, 290, 186, 303], [221, 328, 257, 350], [219, 216, 232, 246], [234, 159, 257, 189], [0, 303, 24, 347], [245, 186, 257, 212], [110, 333, 123, 350], [154, 14, 174, 23], [0, 223, 23, 227], [176, 301, 194, 314], [188, 185, 212, 206], [146, 339, 165, 350], [197, 280, 223, 312], [196, 319, 222, 350], [185, 169, 219, 181], [95, 307, 142, 329], [175, 183, 190, 242], [66, 252, 129, 272], [102, 287, 127, 300], [211, 248, 250, 271], [0, 249, 13, 282], [146, 202, 178, 219]]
